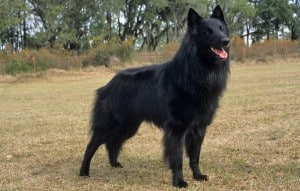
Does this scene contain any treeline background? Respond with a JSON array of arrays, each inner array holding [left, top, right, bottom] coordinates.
[[1, 0, 300, 75]]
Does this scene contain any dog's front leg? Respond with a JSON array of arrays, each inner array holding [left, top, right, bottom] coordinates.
[[163, 126, 187, 188], [185, 127, 208, 181]]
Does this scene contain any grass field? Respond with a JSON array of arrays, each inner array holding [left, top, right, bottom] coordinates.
[[1, 59, 299, 191]]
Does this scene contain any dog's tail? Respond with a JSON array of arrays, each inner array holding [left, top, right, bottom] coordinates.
[[89, 86, 116, 135], [89, 87, 105, 134]]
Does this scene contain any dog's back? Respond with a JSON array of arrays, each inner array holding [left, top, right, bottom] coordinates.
[[92, 63, 170, 130]]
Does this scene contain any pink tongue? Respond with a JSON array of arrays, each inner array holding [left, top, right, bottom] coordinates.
[[212, 48, 228, 59]]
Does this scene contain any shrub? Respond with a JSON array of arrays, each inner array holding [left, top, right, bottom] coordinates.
[[34, 57, 52, 72], [230, 35, 247, 62], [2, 49, 55, 75], [230, 37, 300, 63], [1, 37, 299, 76], [83, 36, 134, 67], [3, 57, 52, 76], [134, 42, 180, 64], [248, 39, 300, 61], [4, 59, 32, 75], [0, 47, 84, 75], [41, 45, 83, 69]]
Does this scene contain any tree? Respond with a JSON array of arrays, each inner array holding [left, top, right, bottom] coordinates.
[[0, 0, 27, 51], [253, 0, 294, 41], [290, 0, 300, 40], [28, 0, 65, 47], [1, 0, 299, 52], [214, 0, 256, 46], [59, 0, 101, 50], [162, 0, 211, 44]]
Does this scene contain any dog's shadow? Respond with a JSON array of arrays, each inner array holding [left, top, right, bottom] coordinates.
[[76, 155, 170, 187]]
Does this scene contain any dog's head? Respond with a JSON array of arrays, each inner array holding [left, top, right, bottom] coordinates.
[[187, 6, 230, 62]]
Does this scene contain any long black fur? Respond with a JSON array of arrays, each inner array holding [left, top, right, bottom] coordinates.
[[80, 5, 230, 188]]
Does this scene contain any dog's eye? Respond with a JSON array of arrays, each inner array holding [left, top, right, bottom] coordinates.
[[206, 28, 213, 34], [219, 25, 225, 31]]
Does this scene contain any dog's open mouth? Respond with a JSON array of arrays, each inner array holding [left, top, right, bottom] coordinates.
[[211, 47, 228, 59]]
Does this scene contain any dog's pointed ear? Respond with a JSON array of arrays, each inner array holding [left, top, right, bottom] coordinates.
[[211, 5, 226, 24], [188, 8, 202, 29]]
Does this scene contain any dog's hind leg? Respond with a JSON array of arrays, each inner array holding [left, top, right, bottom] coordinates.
[[106, 122, 141, 168], [106, 136, 124, 168], [79, 133, 105, 176], [185, 128, 208, 181]]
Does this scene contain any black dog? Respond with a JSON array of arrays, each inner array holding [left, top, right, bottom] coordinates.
[[80, 5, 230, 188]]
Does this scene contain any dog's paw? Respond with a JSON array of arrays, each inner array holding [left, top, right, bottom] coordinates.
[[193, 173, 208, 181], [111, 162, 123, 168], [173, 179, 188, 188], [79, 172, 90, 177]]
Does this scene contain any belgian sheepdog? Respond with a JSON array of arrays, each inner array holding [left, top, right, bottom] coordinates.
[[80, 5, 230, 188]]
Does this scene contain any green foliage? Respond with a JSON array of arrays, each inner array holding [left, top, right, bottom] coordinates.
[[4, 59, 32, 75], [1, 0, 300, 51], [3, 55, 52, 75], [253, 0, 295, 41], [0, 0, 27, 31], [25, 32, 49, 49], [0, 0, 27, 50], [218, 0, 256, 34], [0, 47, 83, 75], [34, 57, 53, 72]]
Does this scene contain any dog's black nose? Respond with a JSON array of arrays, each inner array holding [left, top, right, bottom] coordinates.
[[222, 38, 230, 46]]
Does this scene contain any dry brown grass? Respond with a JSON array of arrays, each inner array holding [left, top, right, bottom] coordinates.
[[0, 58, 299, 190]]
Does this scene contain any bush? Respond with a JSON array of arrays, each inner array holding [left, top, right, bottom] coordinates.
[[134, 42, 180, 64], [1, 37, 299, 76], [83, 36, 134, 67], [135, 38, 300, 64], [4, 57, 52, 76], [0, 47, 84, 75], [230, 35, 247, 62], [231, 38, 300, 62], [32, 47, 81, 69], [248, 39, 300, 61], [34, 57, 52, 72], [4, 59, 32, 75], [2, 49, 54, 75]]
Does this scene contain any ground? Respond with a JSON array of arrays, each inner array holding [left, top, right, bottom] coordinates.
[[0, 59, 299, 190]]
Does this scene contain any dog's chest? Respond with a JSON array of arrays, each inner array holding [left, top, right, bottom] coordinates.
[[169, 95, 218, 128]]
